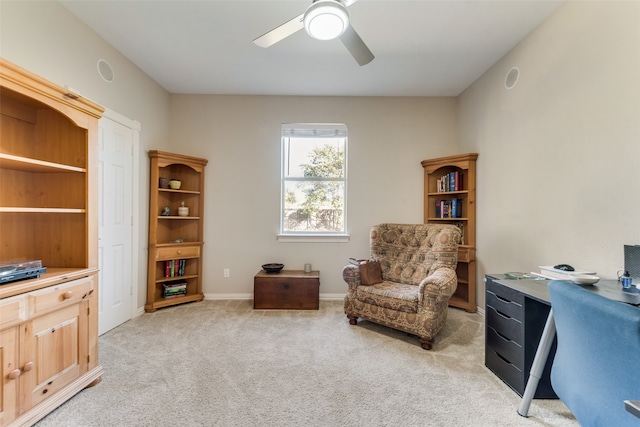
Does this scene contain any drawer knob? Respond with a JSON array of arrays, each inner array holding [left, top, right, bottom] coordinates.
[[284, 284, 290, 289], [177, 250, 182, 255], [8, 369, 21, 380], [63, 291, 73, 300], [23, 361, 34, 372]]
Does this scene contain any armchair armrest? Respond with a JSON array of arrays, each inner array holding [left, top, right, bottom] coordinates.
[[342, 264, 361, 292], [418, 267, 457, 307]]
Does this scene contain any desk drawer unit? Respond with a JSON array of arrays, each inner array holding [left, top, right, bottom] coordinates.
[[254, 270, 319, 310], [485, 276, 557, 398]]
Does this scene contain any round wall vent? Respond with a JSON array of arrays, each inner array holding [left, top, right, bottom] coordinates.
[[505, 67, 519, 90], [97, 59, 114, 83]]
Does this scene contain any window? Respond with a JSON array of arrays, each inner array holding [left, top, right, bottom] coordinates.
[[280, 123, 347, 239]]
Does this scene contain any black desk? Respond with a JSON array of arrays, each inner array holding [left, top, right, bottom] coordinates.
[[484, 274, 640, 417]]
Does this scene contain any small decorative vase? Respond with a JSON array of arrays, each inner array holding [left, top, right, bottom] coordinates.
[[169, 179, 181, 190], [178, 202, 189, 217]]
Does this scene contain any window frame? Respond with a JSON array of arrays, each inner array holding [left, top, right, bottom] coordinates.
[[278, 123, 349, 242]]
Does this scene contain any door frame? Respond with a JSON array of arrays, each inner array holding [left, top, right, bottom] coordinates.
[[101, 108, 141, 322]]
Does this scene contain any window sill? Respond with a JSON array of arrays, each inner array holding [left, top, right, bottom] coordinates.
[[277, 234, 350, 243]]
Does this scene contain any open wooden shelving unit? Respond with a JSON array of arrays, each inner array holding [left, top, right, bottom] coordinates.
[[422, 153, 478, 312], [146, 150, 208, 312]]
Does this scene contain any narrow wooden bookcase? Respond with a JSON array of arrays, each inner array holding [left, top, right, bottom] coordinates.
[[146, 151, 208, 312], [421, 153, 478, 312]]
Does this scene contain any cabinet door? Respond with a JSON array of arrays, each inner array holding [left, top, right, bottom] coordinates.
[[0, 328, 19, 425], [20, 303, 88, 408]]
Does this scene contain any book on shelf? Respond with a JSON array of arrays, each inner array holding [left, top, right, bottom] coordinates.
[[436, 171, 463, 193], [165, 259, 186, 277], [163, 281, 187, 289], [164, 291, 187, 299], [455, 221, 465, 243], [537, 266, 597, 280], [434, 199, 463, 219], [162, 281, 187, 298]]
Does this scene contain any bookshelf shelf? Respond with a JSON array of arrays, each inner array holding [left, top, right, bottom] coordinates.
[[422, 153, 478, 312]]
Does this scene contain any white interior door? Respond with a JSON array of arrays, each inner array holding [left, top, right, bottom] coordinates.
[[98, 112, 135, 335]]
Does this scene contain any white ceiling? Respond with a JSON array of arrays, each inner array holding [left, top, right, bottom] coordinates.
[[60, 0, 564, 97]]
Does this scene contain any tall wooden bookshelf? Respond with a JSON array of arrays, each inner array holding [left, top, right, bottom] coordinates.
[[146, 151, 208, 312], [422, 153, 478, 312]]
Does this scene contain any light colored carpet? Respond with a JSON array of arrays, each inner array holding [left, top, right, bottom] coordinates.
[[35, 300, 577, 427]]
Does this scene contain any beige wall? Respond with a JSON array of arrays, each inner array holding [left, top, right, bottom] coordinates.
[[0, 1, 172, 308], [459, 1, 640, 308], [170, 95, 458, 296], [3, 0, 638, 310]]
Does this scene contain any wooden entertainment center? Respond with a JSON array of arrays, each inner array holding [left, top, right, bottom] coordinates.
[[0, 59, 104, 426]]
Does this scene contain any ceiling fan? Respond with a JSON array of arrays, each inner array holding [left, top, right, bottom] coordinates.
[[253, 0, 374, 66]]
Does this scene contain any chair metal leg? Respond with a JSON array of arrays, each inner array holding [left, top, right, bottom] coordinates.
[[518, 309, 556, 417]]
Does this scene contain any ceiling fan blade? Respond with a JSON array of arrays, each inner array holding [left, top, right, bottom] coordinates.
[[339, 25, 374, 66], [253, 13, 304, 48]]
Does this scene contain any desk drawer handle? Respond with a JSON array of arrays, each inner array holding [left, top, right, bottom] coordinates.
[[495, 294, 512, 304], [496, 352, 515, 366], [8, 369, 21, 380], [63, 291, 73, 300], [494, 329, 513, 342], [495, 309, 512, 320], [283, 284, 290, 289]]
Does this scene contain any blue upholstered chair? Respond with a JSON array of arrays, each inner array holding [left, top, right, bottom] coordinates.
[[548, 280, 640, 427]]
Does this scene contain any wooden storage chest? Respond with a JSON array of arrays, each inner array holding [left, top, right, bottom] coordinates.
[[254, 270, 320, 310]]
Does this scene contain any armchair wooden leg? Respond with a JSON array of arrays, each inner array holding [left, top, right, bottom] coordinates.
[[347, 315, 358, 325], [419, 337, 433, 350]]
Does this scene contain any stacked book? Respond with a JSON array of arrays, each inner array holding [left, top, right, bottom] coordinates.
[[536, 266, 597, 280], [162, 281, 187, 299]]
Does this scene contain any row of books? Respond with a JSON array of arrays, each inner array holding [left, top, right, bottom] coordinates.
[[162, 281, 187, 299], [165, 259, 187, 277], [436, 171, 463, 193], [435, 199, 463, 219]]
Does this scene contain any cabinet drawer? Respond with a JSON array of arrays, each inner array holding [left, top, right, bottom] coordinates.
[[485, 346, 524, 395], [0, 293, 27, 329], [486, 289, 523, 321], [486, 279, 524, 306], [457, 247, 474, 263], [486, 304, 522, 344], [486, 325, 523, 368], [29, 276, 94, 316], [156, 245, 200, 261]]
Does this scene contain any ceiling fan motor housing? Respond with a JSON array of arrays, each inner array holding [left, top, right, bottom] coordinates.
[[304, 0, 350, 40]]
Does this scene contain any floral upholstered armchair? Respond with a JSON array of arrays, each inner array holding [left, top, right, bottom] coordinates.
[[343, 223, 461, 350]]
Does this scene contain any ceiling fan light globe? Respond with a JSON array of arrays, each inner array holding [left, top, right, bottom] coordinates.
[[304, 1, 349, 41]]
